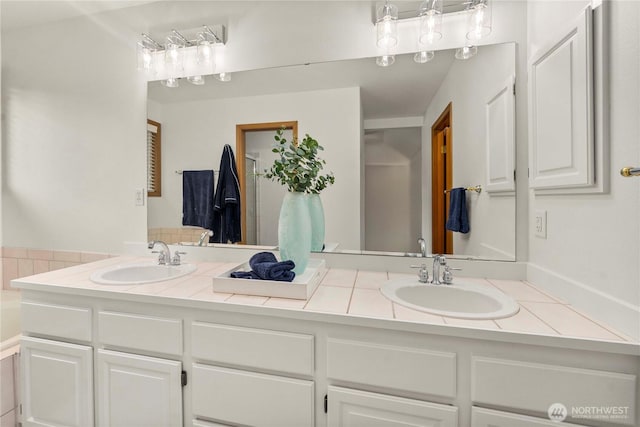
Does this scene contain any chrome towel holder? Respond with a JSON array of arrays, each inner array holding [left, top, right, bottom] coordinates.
[[444, 185, 482, 194]]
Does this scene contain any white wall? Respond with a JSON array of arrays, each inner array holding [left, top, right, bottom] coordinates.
[[423, 43, 517, 259], [364, 128, 422, 253], [147, 87, 362, 250], [526, 1, 640, 339], [1, 12, 147, 254]]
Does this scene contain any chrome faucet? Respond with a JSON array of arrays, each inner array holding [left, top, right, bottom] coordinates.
[[417, 237, 427, 257], [197, 230, 213, 246], [148, 240, 171, 265], [432, 255, 447, 285]]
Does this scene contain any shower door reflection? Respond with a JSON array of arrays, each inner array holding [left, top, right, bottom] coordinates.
[[245, 155, 258, 245]]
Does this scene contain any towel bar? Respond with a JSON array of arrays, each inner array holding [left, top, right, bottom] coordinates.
[[444, 185, 482, 194], [620, 167, 640, 177]]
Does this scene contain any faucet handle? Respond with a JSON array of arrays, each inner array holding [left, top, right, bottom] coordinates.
[[171, 251, 187, 265], [410, 264, 429, 283], [442, 266, 462, 285], [151, 250, 167, 264]]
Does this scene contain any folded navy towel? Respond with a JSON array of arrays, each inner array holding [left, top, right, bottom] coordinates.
[[445, 188, 470, 233], [249, 252, 296, 282]]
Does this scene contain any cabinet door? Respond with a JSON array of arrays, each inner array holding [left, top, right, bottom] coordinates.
[[21, 336, 93, 427], [96, 349, 182, 427], [472, 407, 590, 427], [328, 386, 458, 427]]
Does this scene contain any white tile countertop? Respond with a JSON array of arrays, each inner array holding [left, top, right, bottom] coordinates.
[[11, 256, 639, 356]]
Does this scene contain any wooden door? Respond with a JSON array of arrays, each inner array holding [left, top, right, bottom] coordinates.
[[236, 121, 298, 244], [431, 104, 453, 254]]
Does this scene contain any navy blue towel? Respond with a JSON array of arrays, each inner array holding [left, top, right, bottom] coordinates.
[[182, 170, 215, 230], [445, 188, 470, 233], [212, 145, 242, 244], [230, 252, 296, 282]]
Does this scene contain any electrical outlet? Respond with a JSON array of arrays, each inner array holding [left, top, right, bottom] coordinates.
[[534, 210, 547, 238], [135, 189, 145, 206]]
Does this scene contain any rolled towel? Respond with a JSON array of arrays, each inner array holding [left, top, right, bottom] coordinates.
[[230, 271, 260, 280], [249, 252, 296, 282]]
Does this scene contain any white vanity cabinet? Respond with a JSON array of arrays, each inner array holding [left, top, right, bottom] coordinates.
[[96, 349, 183, 426], [14, 275, 639, 427], [325, 338, 458, 427], [328, 386, 458, 427], [20, 336, 94, 427], [190, 321, 315, 427]]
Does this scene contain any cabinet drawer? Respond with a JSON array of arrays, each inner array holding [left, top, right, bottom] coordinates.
[[192, 322, 314, 376], [98, 311, 182, 356], [192, 364, 314, 427], [471, 356, 637, 426], [327, 338, 456, 398], [22, 301, 92, 342], [472, 407, 589, 427], [329, 386, 458, 427]]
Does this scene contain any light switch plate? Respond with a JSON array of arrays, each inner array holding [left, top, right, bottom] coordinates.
[[135, 189, 145, 206], [534, 210, 547, 238]]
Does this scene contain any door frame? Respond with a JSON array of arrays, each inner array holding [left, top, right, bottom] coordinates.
[[236, 121, 298, 245], [431, 103, 453, 254]]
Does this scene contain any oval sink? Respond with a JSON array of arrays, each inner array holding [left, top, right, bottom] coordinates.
[[90, 262, 197, 285], [381, 278, 519, 320]]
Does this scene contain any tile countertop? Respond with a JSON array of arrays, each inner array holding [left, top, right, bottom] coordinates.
[[11, 256, 639, 356]]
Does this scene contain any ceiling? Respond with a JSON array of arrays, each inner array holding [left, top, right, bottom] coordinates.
[[0, 0, 157, 31]]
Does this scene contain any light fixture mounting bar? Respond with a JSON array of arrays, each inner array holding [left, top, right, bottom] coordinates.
[[171, 29, 192, 46], [141, 33, 163, 50]]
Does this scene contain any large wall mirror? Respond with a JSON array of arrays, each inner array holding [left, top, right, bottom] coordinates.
[[147, 42, 516, 261]]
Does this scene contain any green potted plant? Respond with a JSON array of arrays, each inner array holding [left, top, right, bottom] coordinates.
[[264, 128, 335, 273]]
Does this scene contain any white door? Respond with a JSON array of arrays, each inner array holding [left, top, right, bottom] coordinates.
[[328, 386, 458, 427], [96, 349, 182, 427], [21, 336, 94, 427]]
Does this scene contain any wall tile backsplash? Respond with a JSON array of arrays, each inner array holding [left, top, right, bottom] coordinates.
[[2, 247, 112, 290]]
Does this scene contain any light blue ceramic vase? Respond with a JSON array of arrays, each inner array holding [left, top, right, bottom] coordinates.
[[307, 194, 325, 252], [278, 192, 311, 274]]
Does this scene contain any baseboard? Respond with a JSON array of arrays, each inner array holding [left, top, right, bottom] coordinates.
[[527, 263, 640, 341]]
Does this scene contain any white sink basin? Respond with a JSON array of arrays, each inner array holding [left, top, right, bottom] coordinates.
[[381, 278, 519, 320], [90, 262, 197, 285]]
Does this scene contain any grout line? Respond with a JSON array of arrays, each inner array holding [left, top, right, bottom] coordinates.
[[519, 304, 563, 336], [521, 280, 568, 304], [561, 304, 631, 342]]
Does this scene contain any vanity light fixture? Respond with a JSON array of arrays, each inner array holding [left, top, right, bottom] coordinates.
[[455, 45, 478, 60], [466, 0, 492, 41], [187, 75, 205, 85], [414, 50, 435, 63], [137, 34, 163, 74], [376, 1, 399, 49], [376, 54, 395, 67], [418, 0, 442, 45], [373, 0, 490, 66], [215, 72, 232, 82], [137, 25, 227, 87], [161, 77, 180, 88]]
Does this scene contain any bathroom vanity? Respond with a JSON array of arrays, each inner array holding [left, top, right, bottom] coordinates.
[[12, 256, 639, 427]]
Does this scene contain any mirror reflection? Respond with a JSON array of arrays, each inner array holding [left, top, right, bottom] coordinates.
[[147, 42, 516, 261]]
